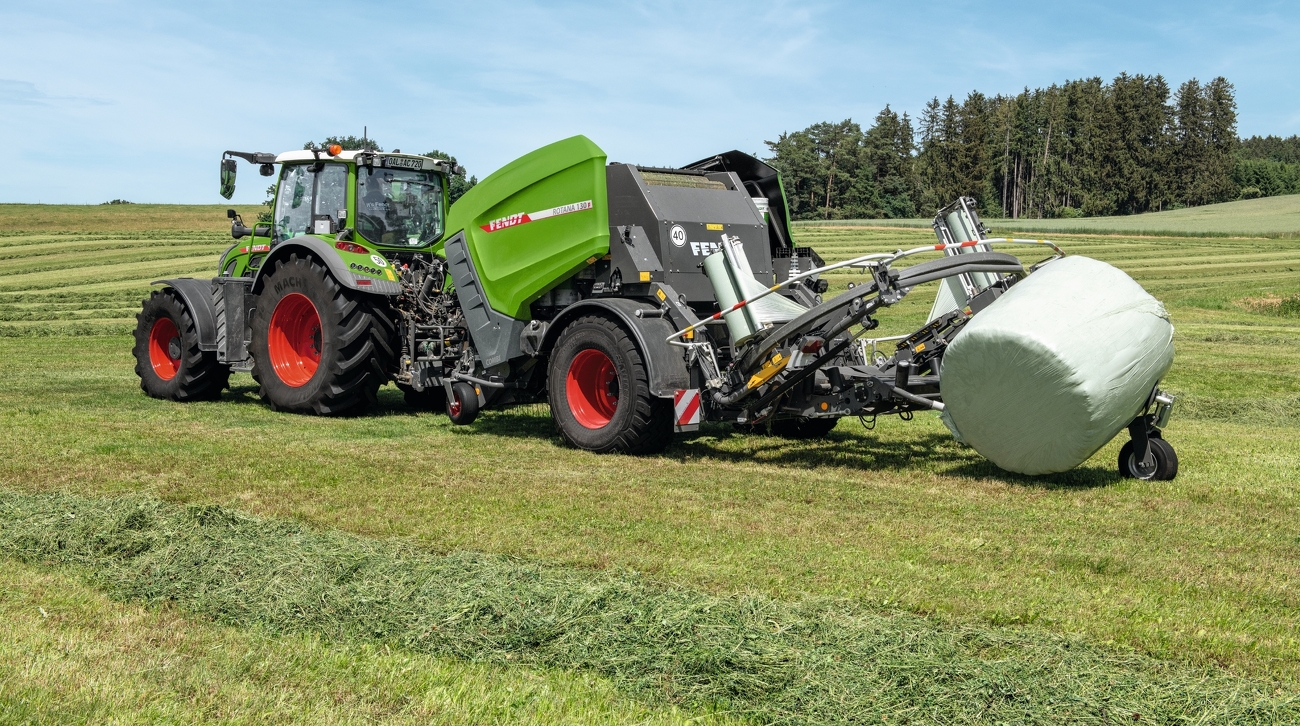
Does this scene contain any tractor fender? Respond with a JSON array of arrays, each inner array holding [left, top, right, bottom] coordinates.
[[541, 298, 688, 398], [151, 277, 219, 352], [251, 236, 402, 296]]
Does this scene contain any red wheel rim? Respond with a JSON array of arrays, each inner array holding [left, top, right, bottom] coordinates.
[[566, 348, 619, 429], [148, 317, 182, 381], [449, 392, 463, 417], [268, 293, 321, 387]]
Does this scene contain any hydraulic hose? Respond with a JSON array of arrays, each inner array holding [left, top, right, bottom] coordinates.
[[887, 385, 945, 411], [718, 296, 883, 410]]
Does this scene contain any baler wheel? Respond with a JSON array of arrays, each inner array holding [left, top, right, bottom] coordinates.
[[250, 254, 395, 415], [133, 288, 230, 401], [446, 382, 480, 425], [547, 315, 672, 454], [1118, 437, 1178, 481]]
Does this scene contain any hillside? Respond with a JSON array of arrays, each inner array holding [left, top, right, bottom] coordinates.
[[799, 194, 1300, 238]]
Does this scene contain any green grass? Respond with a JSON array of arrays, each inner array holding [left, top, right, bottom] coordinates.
[[0, 203, 261, 233], [1, 560, 726, 725], [3, 490, 1295, 725], [797, 193, 1300, 238], [1, 206, 1299, 721]]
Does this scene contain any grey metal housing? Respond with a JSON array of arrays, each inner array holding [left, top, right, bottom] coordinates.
[[605, 163, 772, 305]]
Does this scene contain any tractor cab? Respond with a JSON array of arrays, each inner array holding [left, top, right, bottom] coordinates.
[[218, 147, 454, 278]]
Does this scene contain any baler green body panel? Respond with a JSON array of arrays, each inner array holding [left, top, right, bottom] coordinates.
[[443, 135, 610, 320]]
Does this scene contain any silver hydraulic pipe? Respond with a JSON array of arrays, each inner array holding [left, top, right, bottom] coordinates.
[[664, 238, 1064, 344]]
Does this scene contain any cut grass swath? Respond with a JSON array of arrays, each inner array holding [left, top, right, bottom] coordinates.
[[2, 490, 1295, 725]]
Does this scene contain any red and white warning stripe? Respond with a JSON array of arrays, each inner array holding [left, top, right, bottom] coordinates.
[[480, 199, 594, 233], [674, 388, 701, 427]]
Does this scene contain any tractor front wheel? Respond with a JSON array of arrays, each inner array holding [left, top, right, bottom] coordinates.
[[250, 254, 395, 415], [547, 315, 672, 454], [133, 288, 230, 401]]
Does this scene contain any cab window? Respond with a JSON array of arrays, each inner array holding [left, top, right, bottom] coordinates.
[[274, 163, 349, 240]]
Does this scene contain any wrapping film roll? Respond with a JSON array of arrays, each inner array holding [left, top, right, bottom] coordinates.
[[939, 256, 1175, 475]]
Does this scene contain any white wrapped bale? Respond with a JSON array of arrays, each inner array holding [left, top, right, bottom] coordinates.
[[938, 256, 1174, 475]]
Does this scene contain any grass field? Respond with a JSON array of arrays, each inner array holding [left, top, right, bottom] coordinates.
[[798, 193, 1300, 238], [2, 205, 1300, 723]]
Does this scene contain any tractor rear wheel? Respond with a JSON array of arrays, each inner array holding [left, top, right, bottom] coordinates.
[[133, 288, 230, 401], [250, 254, 395, 415], [547, 315, 672, 454]]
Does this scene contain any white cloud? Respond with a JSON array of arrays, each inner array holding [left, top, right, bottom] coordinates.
[[0, 78, 109, 106]]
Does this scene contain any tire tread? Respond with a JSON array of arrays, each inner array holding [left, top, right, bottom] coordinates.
[[133, 288, 230, 401], [251, 254, 394, 415]]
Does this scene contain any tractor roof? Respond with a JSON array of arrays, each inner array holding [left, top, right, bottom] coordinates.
[[273, 150, 445, 166]]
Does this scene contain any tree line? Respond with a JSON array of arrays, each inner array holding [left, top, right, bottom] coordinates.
[[766, 75, 1300, 220]]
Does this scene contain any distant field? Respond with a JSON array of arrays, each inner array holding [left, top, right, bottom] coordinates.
[[798, 193, 1300, 238], [0, 203, 262, 233], [1, 205, 1299, 723]]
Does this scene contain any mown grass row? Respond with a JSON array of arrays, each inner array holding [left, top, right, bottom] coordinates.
[[4, 489, 1296, 725], [0, 229, 223, 335], [2, 562, 726, 726]]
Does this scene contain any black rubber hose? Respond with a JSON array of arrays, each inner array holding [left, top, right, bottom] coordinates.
[[720, 296, 885, 410]]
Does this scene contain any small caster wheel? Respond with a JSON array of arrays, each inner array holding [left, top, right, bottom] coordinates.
[[1119, 437, 1178, 480], [446, 382, 480, 426]]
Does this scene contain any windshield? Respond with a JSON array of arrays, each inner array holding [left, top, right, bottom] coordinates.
[[274, 163, 348, 240], [356, 166, 444, 247]]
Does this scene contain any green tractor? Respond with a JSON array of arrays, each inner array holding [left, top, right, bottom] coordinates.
[[135, 144, 458, 415]]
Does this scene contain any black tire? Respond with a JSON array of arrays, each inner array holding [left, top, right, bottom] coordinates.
[[1118, 437, 1178, 481], [399, 383, 447, 412], [446, 382, 480, 425], [249, 254, 396, 415], [547, 315, 673, 454], [133, 288, 230, 401]]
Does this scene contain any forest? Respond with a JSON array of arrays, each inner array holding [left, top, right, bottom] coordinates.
[[765, 75, 1300, 220]]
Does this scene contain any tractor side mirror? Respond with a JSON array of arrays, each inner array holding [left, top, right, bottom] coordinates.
[[220, 158, 237, 199]]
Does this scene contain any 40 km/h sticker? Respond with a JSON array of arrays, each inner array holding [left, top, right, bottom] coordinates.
[[669, 225, 687, 247], [480, 200, 594, 233]]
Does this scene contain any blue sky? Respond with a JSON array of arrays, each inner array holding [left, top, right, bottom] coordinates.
[[3, 0, 1297, 205]]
